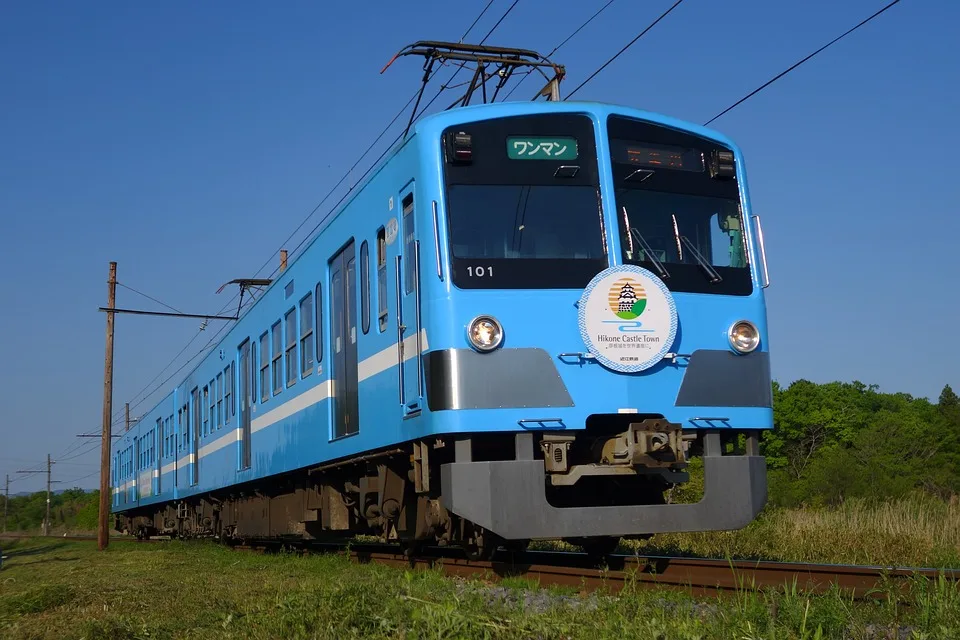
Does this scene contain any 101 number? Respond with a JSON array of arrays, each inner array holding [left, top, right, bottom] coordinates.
[[466, 266, 494, 277]]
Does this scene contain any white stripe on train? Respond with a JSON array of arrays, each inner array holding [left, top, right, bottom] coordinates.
[[143, 329, 429, 482]]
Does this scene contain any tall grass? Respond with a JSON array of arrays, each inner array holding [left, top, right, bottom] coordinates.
[[629, 494, 960, 568]]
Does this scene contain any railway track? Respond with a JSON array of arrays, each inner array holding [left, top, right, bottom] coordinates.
[[235, 540, 959, 600], [4, 534, 957, 599]]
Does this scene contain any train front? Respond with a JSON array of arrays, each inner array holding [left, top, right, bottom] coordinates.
[[419, 103, 771, 550]]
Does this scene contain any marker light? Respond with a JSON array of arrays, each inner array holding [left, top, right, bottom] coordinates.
[[728, 320, 760, 354], [467, 315, 503, 352]]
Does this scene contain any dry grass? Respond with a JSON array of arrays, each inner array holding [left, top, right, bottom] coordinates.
[[625, 495, 960, 568]]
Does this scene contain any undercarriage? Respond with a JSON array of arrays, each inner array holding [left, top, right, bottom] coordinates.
[[115, 420, 766, 559]]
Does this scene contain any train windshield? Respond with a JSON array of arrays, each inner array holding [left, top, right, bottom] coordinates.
[[447, 184, 604, 258], [607, 115, 753, 296], [442, 114, 608, 289]]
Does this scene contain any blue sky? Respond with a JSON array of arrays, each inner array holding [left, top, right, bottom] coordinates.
[[1, 0, 957, 492]]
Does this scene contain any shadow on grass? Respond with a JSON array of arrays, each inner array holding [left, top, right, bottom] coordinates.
[[3, 543, 71, 559]]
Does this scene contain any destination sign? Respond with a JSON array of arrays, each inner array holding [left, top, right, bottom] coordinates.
[[610, 139, 703, 172], [506, 136, 578, 160]]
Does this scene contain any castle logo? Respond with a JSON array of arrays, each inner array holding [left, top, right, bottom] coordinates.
[[608, 278, 647, 319], [578, 265, 678, 373]]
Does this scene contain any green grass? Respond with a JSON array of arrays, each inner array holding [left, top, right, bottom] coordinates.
[[2, 537, 960, 639], [526, 495, 960, 569]]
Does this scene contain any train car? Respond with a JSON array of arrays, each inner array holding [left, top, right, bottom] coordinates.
[[112, 45, 772, 558]]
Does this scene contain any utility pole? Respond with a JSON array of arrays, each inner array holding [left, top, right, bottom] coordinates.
[[45, 454, 52, 536], [125, 402, 131, 432], [15, 458, 54, 535], [99, 261, 117, 551], [3, 474, 9, 534]]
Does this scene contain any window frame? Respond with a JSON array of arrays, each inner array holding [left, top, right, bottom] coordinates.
[[315, 283, 323, 364], [300, 292, 314, 377], [259, 332, 270, 402], [376, 227, 388, 332], [402, 193, 415, 295], [271, 321, 283, 395], [224, 363, 234, 423], [284, 308, 297, 387], [216, 372, 223, 429], [360, 239, 370, 334]]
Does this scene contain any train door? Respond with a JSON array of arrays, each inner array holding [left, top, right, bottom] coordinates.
[[398, 187, 422, 416], [238, 339, 253, 469], [191, 388, 200, 485], [330, 241, 359, 439]]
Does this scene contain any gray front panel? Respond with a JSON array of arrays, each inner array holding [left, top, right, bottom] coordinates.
[[423, 348, 574, 411], [440, 455, 767, 539], [675, 350, 772, 407]]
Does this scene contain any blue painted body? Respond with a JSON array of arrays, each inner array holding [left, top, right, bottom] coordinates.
[[112, 101, 772, 515]]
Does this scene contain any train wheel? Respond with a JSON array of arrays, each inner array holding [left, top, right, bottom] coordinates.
[[461, 523, 497, 561]]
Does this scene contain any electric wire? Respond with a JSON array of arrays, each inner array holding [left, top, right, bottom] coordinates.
[[500, 0, 617, 101], [564, 0, 686, 100], [703, 0, 903, 125], [116, 282, 184, 315], [39, 2, 521, 474]]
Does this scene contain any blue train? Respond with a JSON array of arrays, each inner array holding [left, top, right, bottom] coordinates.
[[111, 48, 772, 557]]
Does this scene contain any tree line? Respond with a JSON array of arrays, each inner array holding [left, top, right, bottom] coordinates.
[[1, 487, 100, 533], [762, 381, 960, 506]]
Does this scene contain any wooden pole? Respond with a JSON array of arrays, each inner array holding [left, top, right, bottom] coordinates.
[[98, 261, 117, 551], [3, 474, 8, 533], [280, 249, 288, 272], [44, 454, 52, 536]]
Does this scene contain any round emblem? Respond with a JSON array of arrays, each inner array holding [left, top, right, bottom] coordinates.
[[577, 265, 678, 373]]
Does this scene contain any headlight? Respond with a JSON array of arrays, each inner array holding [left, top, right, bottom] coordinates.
[[728, 320, 760, 354], [467, 315, 503, 352]]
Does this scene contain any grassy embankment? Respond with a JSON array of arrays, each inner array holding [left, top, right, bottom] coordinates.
[[2, 536, 960, 639]]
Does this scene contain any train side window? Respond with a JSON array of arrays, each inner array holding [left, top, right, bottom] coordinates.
[[300, 293, 314, 377], [203, 386, 210, 437], [315, 283, 323, 364], [259, 332, 270, 402], [209, 380, 216, 433], [285, 308, 297, 387], [377, 227, 387, 332], [225, 364, 234, 423], [402, 193, 415, 294], [360, 240, 370, 334], [271, 321, 282, 395], [216, 372, 223, 429]]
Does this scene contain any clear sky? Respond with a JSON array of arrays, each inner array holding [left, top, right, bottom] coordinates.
[[2, 0, 957, 492]]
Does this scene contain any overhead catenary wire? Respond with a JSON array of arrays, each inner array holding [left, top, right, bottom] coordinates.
[[703, 0, 903, 125], [500, 0, 617, 102], [564, 0, 686, 100], [66, 2, 518, 454]]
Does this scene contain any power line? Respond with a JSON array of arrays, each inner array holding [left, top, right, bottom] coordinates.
[[116, 282, 184, 315], [460, 0, 497, 41], [501, 0, 617, 101], [565, 0, 686, 100], [703, 0, 903, 126], [265, 0, 524, 266], [30, 4, 518, 471]]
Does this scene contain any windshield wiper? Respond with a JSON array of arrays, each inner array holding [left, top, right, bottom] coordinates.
[[622, 206, 669, 279], [678, 236, 723, 283]]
